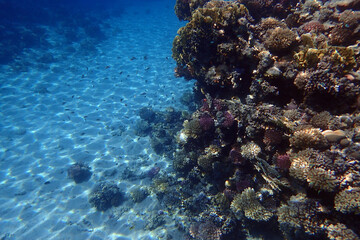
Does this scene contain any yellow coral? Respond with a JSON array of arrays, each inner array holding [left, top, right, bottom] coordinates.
[[183, 119, 202, 139], [326, 223, 360, 240], [241, 141, 261, 160], [307, 167, 339, 192], [230, 187, 273, 221], [290, 128, 327, 150]]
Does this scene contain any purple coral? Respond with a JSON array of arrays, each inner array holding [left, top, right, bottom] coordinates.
[[200, 99, 210, 112], [276, 154, 291, 171], [300, 21, 325, 34], [213, 99, 224, 111], [199, 113, 215, 131], [222, 111, 235, 128]]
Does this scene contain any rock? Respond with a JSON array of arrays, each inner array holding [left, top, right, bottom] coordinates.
[[340, 138, 351, 147], [322, 130, 346, 142]]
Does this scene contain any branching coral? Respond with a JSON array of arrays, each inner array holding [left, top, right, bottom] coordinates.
[[290, 128, 327, 150], [241, 141, 261, 160], [277, 193, 326, 236], [307, 167, 339, 192], [264, 27, 298, 54], [289, 148, 340, 192], [189, 220, 222, 240], [326, 223, 360, 240], [230, 187, 273, 221], [334, 187, 360, 214]]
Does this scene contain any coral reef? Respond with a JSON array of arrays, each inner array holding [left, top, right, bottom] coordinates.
[[130, 187, 149, 203], [174, 0, 210, 21], [136, 107, 186, 156], [67, 162, 92, 184], [334, 187, 360, 214], [230, 187, 273, 221], [167, 0, 360, 239], [88, 182, 123, 211]]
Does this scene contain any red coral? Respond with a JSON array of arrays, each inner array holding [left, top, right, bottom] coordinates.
[[222, 111, 235, 128], [276, 154, 291, 171], [300, 21, 325, 33], [263, 128, 283, 146]]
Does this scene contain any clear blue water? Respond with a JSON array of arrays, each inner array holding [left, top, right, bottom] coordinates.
[[0, 0, 193, 239]]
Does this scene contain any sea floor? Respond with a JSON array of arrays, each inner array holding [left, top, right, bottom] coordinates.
[[0, 1, 193, 239]]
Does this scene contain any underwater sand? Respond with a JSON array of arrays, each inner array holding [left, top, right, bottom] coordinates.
[[0, 2, 193, 239]]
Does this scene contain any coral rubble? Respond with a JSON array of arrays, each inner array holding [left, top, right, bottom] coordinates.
[[165, 0, 360, 239]]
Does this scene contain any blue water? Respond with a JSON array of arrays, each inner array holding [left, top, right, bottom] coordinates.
[[0, 0, 193, 239]]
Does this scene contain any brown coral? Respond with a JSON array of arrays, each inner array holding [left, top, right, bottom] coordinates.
[[290, 128, 327, 150], [264, 27, 297, 53], [277, 193, 326, 235], [334, 187, 360, 214], [310, 111, 331, 130], [174, 0, 210, 21], [230, 187, 273, 221], [326, 223, 360, 240], [300, 20, 325, 34], [307, 167, 339, 192], [189, 220, 222, 240]]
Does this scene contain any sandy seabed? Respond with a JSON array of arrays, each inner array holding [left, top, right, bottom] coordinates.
[[0, 2, 193, 239]]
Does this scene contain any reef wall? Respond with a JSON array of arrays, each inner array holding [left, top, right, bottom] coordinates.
[[165, 0, 360, 239]]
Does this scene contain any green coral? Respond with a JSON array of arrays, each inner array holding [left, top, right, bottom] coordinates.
[[172, 0, 252, 88], [130, 187, 149, 203], [174, 0, 210, 21]]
